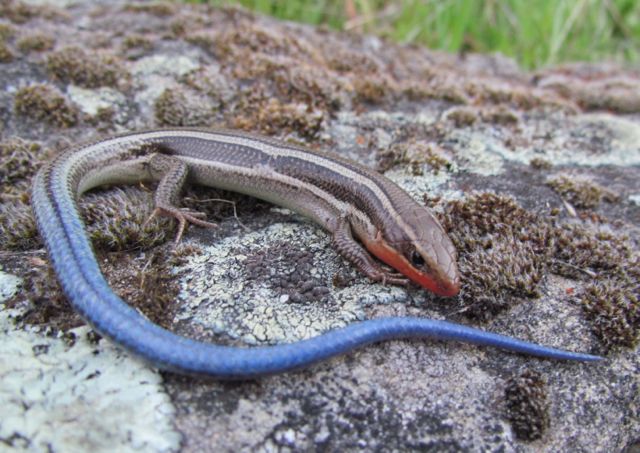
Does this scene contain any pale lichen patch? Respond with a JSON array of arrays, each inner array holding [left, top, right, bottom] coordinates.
[[173, 222, 408, 345], [0, 271, 181, 453], [66, 85, 127, 118]]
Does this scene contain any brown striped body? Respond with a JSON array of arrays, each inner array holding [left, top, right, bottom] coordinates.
[[61, 128, 460, 296]]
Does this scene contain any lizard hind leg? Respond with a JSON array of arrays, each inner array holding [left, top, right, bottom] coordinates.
[[145, 154, 217, 245]]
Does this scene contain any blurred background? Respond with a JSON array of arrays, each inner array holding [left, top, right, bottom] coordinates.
[[188, 0, 639, 69]]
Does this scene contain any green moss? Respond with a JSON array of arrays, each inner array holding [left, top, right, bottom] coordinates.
[[505, 370, 549, 441], [46, 46, 127, 88], [17, 33, 54, 53], [547, 174, 619, 209], [14, 84, 79, 127], [154, 88, 215, 127]]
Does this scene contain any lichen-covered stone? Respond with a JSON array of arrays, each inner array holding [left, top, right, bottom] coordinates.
[[0, 1, 637, 452]]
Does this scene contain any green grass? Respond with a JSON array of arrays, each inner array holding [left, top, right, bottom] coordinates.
[[187, 0, 639, 69]]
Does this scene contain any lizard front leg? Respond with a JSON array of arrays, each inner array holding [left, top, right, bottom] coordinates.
[[332, 215, 409, 286]]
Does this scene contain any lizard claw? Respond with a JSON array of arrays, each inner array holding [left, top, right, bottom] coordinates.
[[372, 268, 410, 286], [145, 205, 217, 246]]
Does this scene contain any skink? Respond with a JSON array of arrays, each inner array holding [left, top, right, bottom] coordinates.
[[31, 128, 600, 377]]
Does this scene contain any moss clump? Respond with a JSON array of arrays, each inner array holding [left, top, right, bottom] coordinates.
[[46, 46, 127, 88], [581, 280, 639, 349], [547, 174, 618, 209], [445, 107, 478, 127], [154, 88, 215, 127], [0, 200, 38, 250], [353, 76, 392, 104], [0, 138, 42, 193], [14, 84, 79, 127], [505, 370, 549, 441], [552, 223, 639, 349], [80, 187, 171, 251], [552, 223, 632, 276], [0, 138, 47, 250], [233, 97, 324, 139], [121, 34, 153, 55], [0, 23, 17, 40], [0, 0, 40, 24], [377, 141, 452, 175], [437, 193, 551, 319], [0, 41, 14, 62], [17, 33, 54, 53], [122, 2, 176, 17], [437, 191, 639, 348], [529, 158, 552, 171]]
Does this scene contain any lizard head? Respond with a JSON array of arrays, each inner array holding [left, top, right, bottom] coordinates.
[[362, 206, 460, 297]]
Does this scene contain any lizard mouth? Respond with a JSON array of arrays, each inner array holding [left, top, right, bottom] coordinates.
[[362, 234, 460, 297]]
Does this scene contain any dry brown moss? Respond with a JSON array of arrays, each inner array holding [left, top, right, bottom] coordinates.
[[0, 138, 47, 250], [122, 2, 176, 17], [121, 34, 153, 58], [377, 141, 452, 175], [552, 223, 639, 349], [80, 187, 171, 251], [213, 24, 305, 60], [529, 158, 552, 171], [46, 46, 127, 88], [232, 96, 324, 139], [0, 201, 38, 250], [547, 174, 619, 209], [445, 107, 478, 127], [0, 138, 42, 194], [538, 73, 640, 114], [505, 370, 549, 441], [436, 191, 639, 349], [0, 0, 44, 24], [14, 84, 79, 127], [17, 33, 54, 53], [0, 41, 13, 62], [581, 280, 639, 350], [0, 23, 17, 40], [353, 76, 392, 104], [437, 193, 551, 319]]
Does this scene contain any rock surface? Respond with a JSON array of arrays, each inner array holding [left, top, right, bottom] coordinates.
[[0, 0, 638, 452]]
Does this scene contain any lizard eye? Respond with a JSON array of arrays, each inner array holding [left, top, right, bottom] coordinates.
[[410, 250, 425, 267]]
